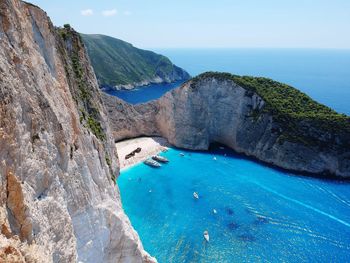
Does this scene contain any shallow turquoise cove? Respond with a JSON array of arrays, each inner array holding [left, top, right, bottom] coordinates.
[[118, 147, 350, 262]]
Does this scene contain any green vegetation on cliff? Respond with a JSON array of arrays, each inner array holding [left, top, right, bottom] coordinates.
[[80, 34, 190, 87], [57, 26, 106, 141], [192, 72, 350, 147]]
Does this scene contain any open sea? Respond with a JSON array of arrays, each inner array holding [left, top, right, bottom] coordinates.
[[115, 49, 350, 262], [109, 49, 350, 115]]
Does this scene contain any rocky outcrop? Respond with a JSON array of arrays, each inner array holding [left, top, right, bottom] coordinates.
[[103, 75, 350, 178], [0, 0, 155, 262]]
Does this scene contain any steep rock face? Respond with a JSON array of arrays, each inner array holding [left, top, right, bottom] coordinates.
[[102, 94, 159, 141], [103, 76, 350, 178], [0, 1, 155, 262], [155, 77, 350, 178]]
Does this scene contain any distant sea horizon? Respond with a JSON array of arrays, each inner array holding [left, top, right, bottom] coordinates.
[[107, 48, 350, 115], [151, 48, 350, 115]]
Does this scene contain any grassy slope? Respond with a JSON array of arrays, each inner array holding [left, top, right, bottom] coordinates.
[[192, 72, 350, 148], [81, 34, 189, 87]]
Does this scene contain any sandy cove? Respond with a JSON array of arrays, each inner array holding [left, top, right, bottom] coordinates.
[[116, 137, 170, 170]]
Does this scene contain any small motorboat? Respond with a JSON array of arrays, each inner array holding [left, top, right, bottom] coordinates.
[[193, 192, 199, 199], [180, 153, 185, 157], [213, 157, 217, 161], [213, 209, 217, 214], [152, 155, 169, 163], [144, 159, 161, 168], [203, 231, 209, 242]]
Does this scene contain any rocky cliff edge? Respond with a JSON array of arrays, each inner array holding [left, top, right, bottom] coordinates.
[[0, 0, 155, 262]]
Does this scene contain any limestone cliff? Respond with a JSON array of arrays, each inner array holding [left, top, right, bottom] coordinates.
[[0, 0, 155, 262], [103, 73, 350, 178]]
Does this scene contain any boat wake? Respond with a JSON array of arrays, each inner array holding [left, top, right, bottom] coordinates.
[[251, 181, 350, 229], [312, 184, 350, 208]]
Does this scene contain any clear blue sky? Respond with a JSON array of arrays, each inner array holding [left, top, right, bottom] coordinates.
[[29, 0, 350, 49]]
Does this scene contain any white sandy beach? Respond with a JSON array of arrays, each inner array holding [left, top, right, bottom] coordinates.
[[116, 137, 170, 170]]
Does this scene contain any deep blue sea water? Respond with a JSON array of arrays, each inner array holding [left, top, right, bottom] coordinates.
[[116, 49, 350, 262], [103, 80, 183, 104], [118, 147, 350, 262], [110, 49, 350, 114]]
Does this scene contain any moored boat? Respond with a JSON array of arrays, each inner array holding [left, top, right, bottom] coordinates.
[[152, 155, 169, 163], [193, 192, 199, 199], [144, 159, 161, 168], [203, 230, 209, 242]]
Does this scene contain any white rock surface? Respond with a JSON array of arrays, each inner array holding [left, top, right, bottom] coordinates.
[[0, 0, 155, 262]]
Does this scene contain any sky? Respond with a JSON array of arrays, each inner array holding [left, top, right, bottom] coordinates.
[[28, 0, 350, 49]]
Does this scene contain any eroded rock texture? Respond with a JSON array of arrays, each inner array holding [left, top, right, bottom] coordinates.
[[0, 1, 155, 262]]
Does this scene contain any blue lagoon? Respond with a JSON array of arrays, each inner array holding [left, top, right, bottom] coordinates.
[[115, 48, 350, 262], [118, 146, 350, 262]]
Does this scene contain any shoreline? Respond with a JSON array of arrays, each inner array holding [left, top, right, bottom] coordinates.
[[116, 137, 170, 170], [115, 138, 349, 181], [101, 78, 187, 91]]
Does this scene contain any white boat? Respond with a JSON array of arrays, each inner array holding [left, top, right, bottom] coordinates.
[[213, 157, 217, 160], [193, 192, 199, 199], [152, 155, 169, 163], [203, 231, 209, 242], [213, 209, 217, 214], [144, 159, 161, 168], [180, 153, 185, 156]]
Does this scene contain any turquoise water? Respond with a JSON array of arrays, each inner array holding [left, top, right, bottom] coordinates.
[[110, 49, 350, 114], [118, 147, 350, 262], [116, 49, 350, 261]]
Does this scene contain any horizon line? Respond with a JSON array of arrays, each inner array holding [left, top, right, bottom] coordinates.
[[145, 47, 350, 50]]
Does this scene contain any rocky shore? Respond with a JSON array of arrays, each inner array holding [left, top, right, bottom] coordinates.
[[112, 76, 187, 91]]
